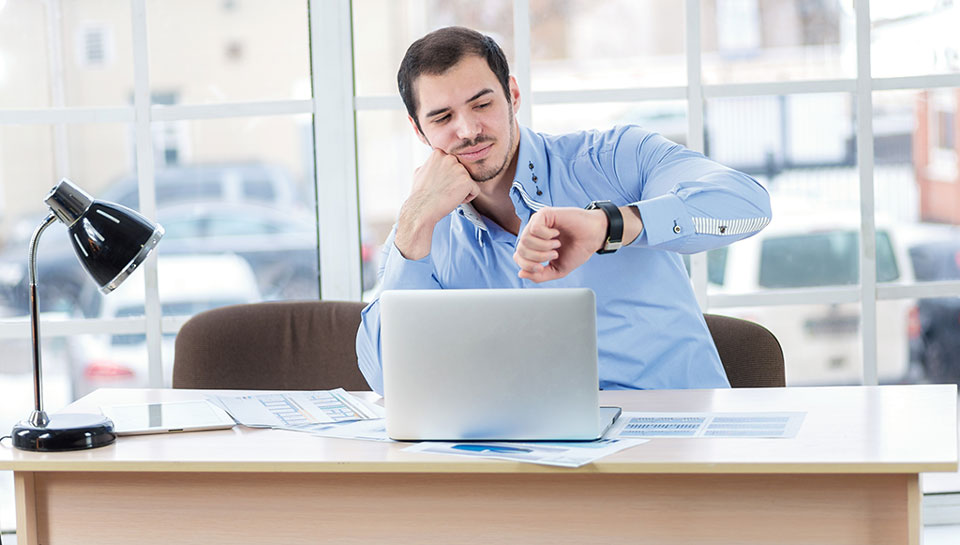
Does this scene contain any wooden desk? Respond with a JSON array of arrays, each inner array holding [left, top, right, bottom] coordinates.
[[1, 385, 956, 545]]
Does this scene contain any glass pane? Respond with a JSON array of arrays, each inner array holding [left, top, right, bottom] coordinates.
[[0, 123, 131, 318], [871, 1, 960, 79], [356, 110, 423, 298], [533, 100, 687, 144], [701, 0, 852, 84], [874, 88, 960, 286], [66, 328, 154, 398], [144, 115, 319, 302], [0, 0, 134, 108], [147, 0, 311, 103], [705, 92, 858, 292], [530, 0, 685, 91], [352, 0, 515, 96], [909, 295, 960, 384], [874, 88, 960, 387]]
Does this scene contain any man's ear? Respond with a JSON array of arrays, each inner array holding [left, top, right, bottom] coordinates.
[[508, 76, 521, 114], [407, 115, 430, 146]]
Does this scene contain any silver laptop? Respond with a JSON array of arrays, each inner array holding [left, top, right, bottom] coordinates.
[[380, 288, 620, 441]]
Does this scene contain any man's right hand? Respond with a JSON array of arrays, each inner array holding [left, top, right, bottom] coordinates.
[[395, 149, 481, 260]]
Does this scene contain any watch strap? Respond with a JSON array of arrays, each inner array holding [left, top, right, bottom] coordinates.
[[585, 200, 623, 254]]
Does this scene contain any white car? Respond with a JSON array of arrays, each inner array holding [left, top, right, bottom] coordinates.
[[704, 215, 916, 385], [68, 253, 261, 397]]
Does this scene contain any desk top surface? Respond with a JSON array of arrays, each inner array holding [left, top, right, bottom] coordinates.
[[1, 385, 956, 474]]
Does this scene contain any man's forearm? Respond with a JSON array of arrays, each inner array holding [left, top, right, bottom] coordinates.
[[394, 204, 436, 260]]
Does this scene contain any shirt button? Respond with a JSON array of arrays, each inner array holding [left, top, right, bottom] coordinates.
[[673, 225, 682, 234]]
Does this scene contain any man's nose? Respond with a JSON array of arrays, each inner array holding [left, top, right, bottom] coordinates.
[[455, 113, 481, 140]]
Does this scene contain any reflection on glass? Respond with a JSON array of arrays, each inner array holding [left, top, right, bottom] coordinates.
[[871, 1, 960, 78], [147, 0, 310, 103], [530, 0, 685, 91], [353, 0, 515, 96], [702, 0, 852, 84]]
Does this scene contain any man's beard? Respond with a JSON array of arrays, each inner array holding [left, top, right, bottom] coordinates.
[[457, 109, 516, 183]]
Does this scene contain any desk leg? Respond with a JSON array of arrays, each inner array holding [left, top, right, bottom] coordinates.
[[14, 472, 38, 545], [908, 474, 922, 545]]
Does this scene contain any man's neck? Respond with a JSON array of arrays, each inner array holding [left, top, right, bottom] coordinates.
[[471, 124, 521, 234]]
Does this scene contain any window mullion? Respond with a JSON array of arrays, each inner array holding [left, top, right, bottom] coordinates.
[[513, 0, 531, 127], [310, 0, 361, 301], [685, 0, 708, 310], [855, 0, 878, 386], [130, 0, 163, 388]]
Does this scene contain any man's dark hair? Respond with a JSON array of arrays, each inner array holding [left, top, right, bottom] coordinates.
[[397, 26, 511, 133]]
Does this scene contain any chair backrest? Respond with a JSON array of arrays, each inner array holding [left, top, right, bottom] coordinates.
[[704, 314, 785, 387], [172, 300, 370, 391]]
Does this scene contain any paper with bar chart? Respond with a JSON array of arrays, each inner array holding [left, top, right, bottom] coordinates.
[[211, 389, 384, 431], [610, 411, 805, 438]]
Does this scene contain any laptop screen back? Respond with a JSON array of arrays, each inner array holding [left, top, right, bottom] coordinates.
[[381, 288, 601, 441]]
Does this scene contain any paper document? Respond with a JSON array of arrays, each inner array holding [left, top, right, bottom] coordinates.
[[403, 438, 647, 468], [211, 389, 383, 430], [306, 419, 391, 442], [609, 411, 805, 439]]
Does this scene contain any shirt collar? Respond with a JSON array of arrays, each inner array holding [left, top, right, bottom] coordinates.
[[455, 125, 548, 233]]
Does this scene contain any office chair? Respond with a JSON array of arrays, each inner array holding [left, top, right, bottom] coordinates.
[[704, 314, 785, 387], [172, 300, 371, 390]]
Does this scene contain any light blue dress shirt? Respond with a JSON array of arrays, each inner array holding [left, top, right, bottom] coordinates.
[[357, 125, 772, 395]]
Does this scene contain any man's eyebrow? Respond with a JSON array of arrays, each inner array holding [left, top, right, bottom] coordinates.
[[424, 88, 495, 119]]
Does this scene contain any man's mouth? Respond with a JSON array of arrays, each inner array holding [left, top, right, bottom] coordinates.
[[456, 143, 494, 161]]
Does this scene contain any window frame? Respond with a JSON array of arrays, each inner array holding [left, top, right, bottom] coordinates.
[[0, 0, 958, 390]]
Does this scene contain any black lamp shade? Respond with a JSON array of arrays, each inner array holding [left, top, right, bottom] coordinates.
[[68, 201, 163, 292], [45, 180, 164, 294]]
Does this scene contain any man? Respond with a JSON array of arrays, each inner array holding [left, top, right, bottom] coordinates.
[[356, 26, 771, 395]]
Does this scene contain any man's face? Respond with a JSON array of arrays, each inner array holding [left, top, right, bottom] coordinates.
[[411, 55, 520, 182]]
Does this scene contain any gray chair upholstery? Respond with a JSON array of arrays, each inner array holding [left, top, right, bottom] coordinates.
[[173, 300, 370, 391], [704, 313, 785, 387]]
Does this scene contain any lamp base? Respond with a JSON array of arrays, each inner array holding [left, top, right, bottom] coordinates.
[[12, 413, 117, 451]]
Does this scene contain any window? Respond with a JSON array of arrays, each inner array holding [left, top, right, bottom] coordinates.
[[3, 1, 960, 534], [758, 231, 898, 288]]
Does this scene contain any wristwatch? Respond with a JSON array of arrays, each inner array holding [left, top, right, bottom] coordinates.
[[585, 200, 623, 254]]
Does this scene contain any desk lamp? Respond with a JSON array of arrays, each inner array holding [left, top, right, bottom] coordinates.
[[11, 179, 163, 451]]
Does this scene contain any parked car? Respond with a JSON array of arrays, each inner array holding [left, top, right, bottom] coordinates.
[[99, 161, 306, 211], [0, 162, 304, 314], [906, 238, 960, 383], [68, 254, 261, 397], [0, 194, 377, 317], [701, 216, 915, 385]]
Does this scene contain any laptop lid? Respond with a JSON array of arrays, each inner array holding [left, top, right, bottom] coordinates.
[[381, 288, 606, 441]]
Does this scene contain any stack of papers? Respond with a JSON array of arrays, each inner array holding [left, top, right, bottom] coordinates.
[[210, 391, 805, 468]]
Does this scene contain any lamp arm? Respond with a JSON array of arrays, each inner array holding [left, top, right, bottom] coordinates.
[[27, 213, 58, 419]]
